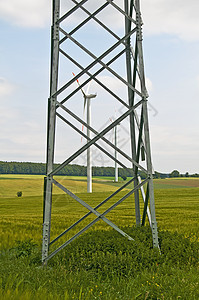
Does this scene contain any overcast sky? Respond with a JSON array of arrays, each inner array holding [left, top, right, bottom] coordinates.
[[0, 0, 199, 174]]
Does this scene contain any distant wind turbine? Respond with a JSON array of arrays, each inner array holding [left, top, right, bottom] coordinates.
[[110, 111, 120, 183], [72, 73, 97, 193]]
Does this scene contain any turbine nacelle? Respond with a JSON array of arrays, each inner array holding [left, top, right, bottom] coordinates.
[[72, 72, 97, 104], [84, 93, 97, 99]]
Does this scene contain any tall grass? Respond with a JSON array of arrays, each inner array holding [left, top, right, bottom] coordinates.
[[0, 175, 199, 299]]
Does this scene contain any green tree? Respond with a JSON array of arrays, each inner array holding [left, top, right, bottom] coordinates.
[[170, 170, 180, 178], [17, 191, 22, 197]]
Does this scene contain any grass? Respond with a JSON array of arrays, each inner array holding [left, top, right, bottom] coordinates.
[[1, 174, 198, 198], [0, 175, 199, 299], [0, 228, 199, 299], [0, 175, 124, 198], [94, 176, 199, 189]]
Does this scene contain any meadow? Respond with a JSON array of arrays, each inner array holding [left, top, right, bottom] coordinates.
[[0, 175, 199, 299]]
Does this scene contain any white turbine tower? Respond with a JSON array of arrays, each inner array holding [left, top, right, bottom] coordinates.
[[73, 73, 97, 193], [110, 112, 120, 183], [114, 123, 119, 182]]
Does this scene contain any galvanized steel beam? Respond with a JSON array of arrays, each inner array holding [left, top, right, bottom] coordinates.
[[42, 0, 60, 263], [135, 0, 159, 247]]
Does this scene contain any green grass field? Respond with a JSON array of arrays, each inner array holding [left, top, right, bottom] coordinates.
[[1, 174, 199, 198], [0, 175, 199, 299]]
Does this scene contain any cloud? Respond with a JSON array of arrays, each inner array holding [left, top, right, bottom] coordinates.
[[94, 75, 124, 92], [152, 126, 198, 152], [151, 125, 199, 172], [0, 78, 15, 97], [0, 0, 50, 28], [196, 76, 199, 88], [142, 0, 199, 41], [0, 107, 46, 162], [146, 77, 153, 92], [1, 1, 199, 41]]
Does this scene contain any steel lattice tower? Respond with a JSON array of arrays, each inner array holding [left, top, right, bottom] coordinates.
[[42, 0, 159, 264]]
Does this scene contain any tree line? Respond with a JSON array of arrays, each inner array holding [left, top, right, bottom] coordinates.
[[0, 161, 198, 178], [0, 161, 146, 178]]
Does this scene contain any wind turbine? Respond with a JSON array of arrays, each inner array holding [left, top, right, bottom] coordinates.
[[114, 123, 119, 182], [110, 112, 120, 183], [72, 73, 97, 193]]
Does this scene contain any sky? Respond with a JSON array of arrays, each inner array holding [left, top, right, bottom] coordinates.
[[0, 0, 199, 174]]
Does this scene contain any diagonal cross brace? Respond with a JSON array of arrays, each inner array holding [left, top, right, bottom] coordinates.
[[50, 176, 136, 246], [57, 0, 89, 24], [56, 112, 127, 169], [59, 47, 129, 108], [56, 101, 141, 168], [138, 176, 152, 227], [59, 27, 142, 98], [53, 27, 139, 98], [49, 100, 147, 176], [70, 0, 124, 45], [60, 1, 110, 45], [106, 0, 136, 24], [44, 177, 148, 262], [52, 178, 134, 241]]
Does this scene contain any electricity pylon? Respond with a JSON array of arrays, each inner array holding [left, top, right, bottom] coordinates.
[[42, 0, 159, 264]]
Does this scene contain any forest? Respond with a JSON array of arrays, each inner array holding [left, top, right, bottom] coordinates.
[[0, 161, 198, 178], [0, 161, 141, 178]]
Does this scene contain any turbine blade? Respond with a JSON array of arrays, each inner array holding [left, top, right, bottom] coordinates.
[[86, 80, 91, 95], [72, 72, 86, 97], [81, 124, 84, 143]]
